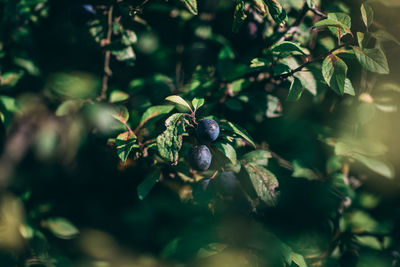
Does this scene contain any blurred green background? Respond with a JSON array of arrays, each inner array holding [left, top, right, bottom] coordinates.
[[1, 0, 400, 266]]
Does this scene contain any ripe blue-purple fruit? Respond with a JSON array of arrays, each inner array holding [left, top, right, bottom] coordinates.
[[188, 145, 212, 171], [215, 171, 238, 196], [72, 4, 96, 25], [196, 118, 220, 143]]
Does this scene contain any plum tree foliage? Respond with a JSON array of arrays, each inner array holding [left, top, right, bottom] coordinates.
[[0, 0, 400, 266]]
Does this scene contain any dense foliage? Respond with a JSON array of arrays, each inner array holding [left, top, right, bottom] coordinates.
[[1, 0, 400, 266]]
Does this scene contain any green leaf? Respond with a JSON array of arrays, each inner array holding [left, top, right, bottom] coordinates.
[[356, 236, 382, 250], [181, 0, 198, 15], [139, 105, 174, 127], [45, 217, 79, 240], [327, 13, 352, 37], [379, 83, 400, 92], [109, 90, 129, 103], [112, 46, 136, 63], [283, 57, 317, 95], [243, 163, 279, 207], [266, 94, 282, 118], [137, 170, 161, 200], [110, 105, 129, 123], [197, 243, 228, 258], [192, 98, 205, 110], [287, 77, 303, 101], [121, 30, 137, 46], [357, 32, 372, 49], [335, 138, 387, 157], [214, 142, 237, 165], [306, 0, 315, 8], [55, 99, 83, 116], [361, 3, 374, 28], [291, 251, 308, 267], [231, 79, 250, 93], [271, 41, 309, 56], [264, 0, 287, 25], [116, 131, 138, 163], [279, 242, 293, 265], [242, 150, 272, 166], [353, 46, 389, 74], [344, 78, 355, 96], [0, 95, 17, 113], [322, 54, 348, 95], [273, 63, 292, 76], [0, 95, 17, 127], [371, 29, 400, 46], [292, 160, 318, 180], [353, 154, 394, 179], [313, 18, 352, 36], [156, 113, 186, 163], [250, 57, 271, 68], [232, 1, 247, 33], [165, 95, 192, 112], [47, 72, 100, 99], [253, 0, 268, 15], [0, 71, 24, 88], [219, 119, 256, 147]]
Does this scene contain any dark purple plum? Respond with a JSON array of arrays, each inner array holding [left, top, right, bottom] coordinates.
[[72, 4, 96, 25], [188, 145, 212, 171], [215, 171, 238, 196], [196, 118, 220, 143]]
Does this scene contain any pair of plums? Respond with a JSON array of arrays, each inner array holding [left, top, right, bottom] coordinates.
[[188, 118, 219, 171]]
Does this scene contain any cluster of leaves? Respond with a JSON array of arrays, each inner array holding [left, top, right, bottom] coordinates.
[[1, 0, 400, 266]]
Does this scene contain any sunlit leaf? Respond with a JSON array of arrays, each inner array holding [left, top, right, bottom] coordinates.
[[181, 0, 198, 15], [110, 105, 129, 124], [353, 154, 394, 179], [322, 54, 348, 95], [291, 251, 308, 267], [165, 95, 192, 112], [306, 0, 315, 8], [353, 46, 389, 74], [45, 217, 79, 239], [139, 105, 174, 127], [109, 90, 129, 103], [242, 150, 272, 166], [116, 131, 138, 163], [344, 78, 355, 96], [243, 163, 279, 207], [55, 99, 83, 116], [192, 98, 205, 110], [292, 160, 318, 180], [219, 119, 256, 147], [214, 142, 237, 165], [232, 1, 247, 33], [156, 113, 186, 163], [314, 17, 352, 36], [271, 41, 309, 56], [265, 0, 287, 25], [361, 3, 374, 28], [287, 77, 303, 101]]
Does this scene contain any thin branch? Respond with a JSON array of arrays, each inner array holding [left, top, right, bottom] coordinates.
[[276, 3, 309, 44], [309, 7, 327, 19], [274, 44, 346, 80], [97, 4, 114, 101]]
